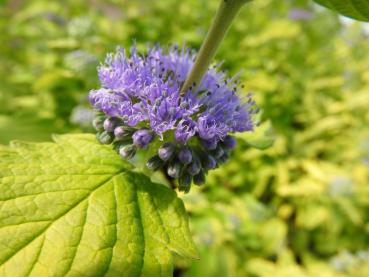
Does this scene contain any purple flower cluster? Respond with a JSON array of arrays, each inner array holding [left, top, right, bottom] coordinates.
[[90, 45, 254, 143], [89, 45, 256, 192]]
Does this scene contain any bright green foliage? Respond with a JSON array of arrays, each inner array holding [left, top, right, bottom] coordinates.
[[2, 0, 369, 276], [314, 0, 369, 21], [0, 134, 198, 277]]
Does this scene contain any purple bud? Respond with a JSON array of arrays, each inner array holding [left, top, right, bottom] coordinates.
[[217, 152, 230, 164], [193, 170, 205, 186], [223, 136, 237, 150], [132, 129, 153, 148], [114, 126, 132, 139], [113, 140, 131, 153], [178, 174, 192, 193], [201, 139, 217, 150], [158, 143, 176, 161], [212, 146, 224, 159], [103, 117, 120, 132], [167, 161, 182, 178], [203, 155, 217, 170], [178, 147, 192, 165], [146, 155, 164, 171], [92, 116, 105, 131], [119, 144, 136, 159], [188, 157, 201, 176]]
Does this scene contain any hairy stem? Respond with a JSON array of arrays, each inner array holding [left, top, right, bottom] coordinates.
[[180, 0, 252, 95]]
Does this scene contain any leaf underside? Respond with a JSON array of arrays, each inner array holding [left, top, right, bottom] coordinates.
[[314, 0, 369, 21], [0, 134, 198, 277]]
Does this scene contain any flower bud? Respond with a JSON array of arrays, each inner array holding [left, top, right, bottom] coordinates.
[[113, 140, 132, 153], [97, 131, 114, 144], [103, 117, 120, 132], [187, 156, 201, 176], [212, 146, 224, 159], [114, 126, 133, 139], [201, 139, 217, 150], [158, 143, 176, 161], [132, 129, 153, 148], [146, 155, 164, 171], [178, 147, 192, 165], [119, 144, 137, 159], [203, 155, 217, 170], [167, 160, 182, 178], [217, 152, 230, 164], [92, 116, 105, 131], [222, 136, 237, 150], [193, 170, 205, 186], [178, 174, 192, 193]]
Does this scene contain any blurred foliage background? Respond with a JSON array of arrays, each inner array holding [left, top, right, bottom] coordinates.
[[1, 0, 369, 276]]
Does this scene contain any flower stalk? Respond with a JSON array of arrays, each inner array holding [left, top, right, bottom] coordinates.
[[180, 0, 252, 95]]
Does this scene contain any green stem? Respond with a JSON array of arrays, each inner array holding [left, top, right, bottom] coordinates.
[[180, 0, 252, 95]]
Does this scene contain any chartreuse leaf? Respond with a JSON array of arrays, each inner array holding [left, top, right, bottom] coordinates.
[[0, 134, 198, 277], [314, 0, 369, 21]]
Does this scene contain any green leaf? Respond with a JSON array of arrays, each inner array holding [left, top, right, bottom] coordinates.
[[235, 120, 275, 150], [0, 134, 198, 277], [314, 0, 369, 21]]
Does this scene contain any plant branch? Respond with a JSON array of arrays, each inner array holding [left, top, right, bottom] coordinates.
[[180, 0, 252, 95]]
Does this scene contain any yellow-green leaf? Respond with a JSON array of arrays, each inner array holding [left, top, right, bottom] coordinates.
[[0, 134, 198, 277]]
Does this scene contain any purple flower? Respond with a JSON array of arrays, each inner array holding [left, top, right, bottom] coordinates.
[[89, 45, 254, 145], [175, 118, 197, 144], [89, 45, 257, 191]]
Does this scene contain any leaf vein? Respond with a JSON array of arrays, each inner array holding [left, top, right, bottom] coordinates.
[[0, 189, 92, 202], [62, 196, 89, 276], [135, 184, 145, 277], [26, 234, 46, 277], [0, 171, 123, 267], [100, 180, 118, 276]]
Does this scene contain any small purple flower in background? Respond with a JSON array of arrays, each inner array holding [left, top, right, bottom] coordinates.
[[89, 45, 257, 192], [64, 50, 97, 72], [328, 176, 354, 197], [362, 157, 369, 166], [289, 8, 313, 21], [70, 106, 94, 128]]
